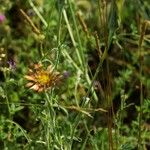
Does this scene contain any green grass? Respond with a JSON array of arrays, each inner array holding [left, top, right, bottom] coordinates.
[[0, 0, 150, 149]]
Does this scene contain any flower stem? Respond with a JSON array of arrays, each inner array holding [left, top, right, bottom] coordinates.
[[45, 90, 55, 150]]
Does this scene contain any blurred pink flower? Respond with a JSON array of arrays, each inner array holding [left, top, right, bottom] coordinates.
[[0, 14, 5, 23]]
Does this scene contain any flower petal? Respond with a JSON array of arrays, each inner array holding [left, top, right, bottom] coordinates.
[[34, 63, 42, 69], [30, 84, 39, 91], [25, 75, 35, 81], [28, 69, 33, 73], [26, 82, 34, 87], [37, 87, 44, 92]]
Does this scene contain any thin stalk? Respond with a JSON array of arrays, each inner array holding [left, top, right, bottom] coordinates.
[[69, 97, 92, 149], [67, 0, 85, 68], [55, 4, 63, 68], [74, 70, 81, 106], [62, 49, 82, 72], [86, 47, 108, 97], [107, 110, 113, 150], [62, 9, 83, 67], [5, 94, 11, 118], [84, 121, 99, 150], [85, 68, 98, 102], [137, 21, 147, 150], [117, 90, 126, 147], [45, 92, 51, 150], [63, 10, 99, 102], [98, 0, 103, 30], [45, 91, 55, 150], [28, 0, 48, 27], [63, 3, 99, 102], [62, 47, 98, 102], [106, 59, 113, 150], [57, 5, 63, 46], [3, 72, 11, 118]]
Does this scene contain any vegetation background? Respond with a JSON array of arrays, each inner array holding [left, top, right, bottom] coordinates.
[[0, 0, 150, 149]]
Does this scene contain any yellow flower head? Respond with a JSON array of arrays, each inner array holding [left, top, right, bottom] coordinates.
[[25, 63, 62, 92]]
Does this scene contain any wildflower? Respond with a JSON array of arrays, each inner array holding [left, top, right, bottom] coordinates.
[[0, 14, 5, 23], [63, 70, 70, 79], [25, 63, 62, 92], [7, 60, 16, 71]]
